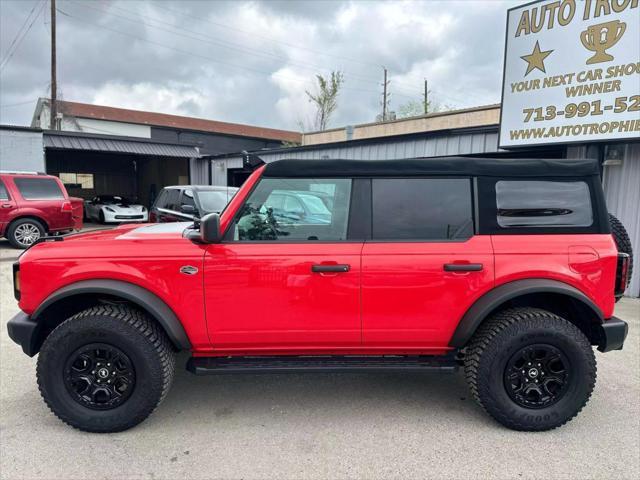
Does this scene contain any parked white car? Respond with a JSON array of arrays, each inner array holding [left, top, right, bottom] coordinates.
[[84, 195, 148, 224]]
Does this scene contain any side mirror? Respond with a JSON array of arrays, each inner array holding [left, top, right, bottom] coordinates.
[[186, 213, 221, 244], [181, 204, 196, 214]]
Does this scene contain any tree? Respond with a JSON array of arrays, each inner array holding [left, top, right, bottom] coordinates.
[[305, 71, 344, 131], [396, 95, 455, 119], [396, 99, 429, 119]]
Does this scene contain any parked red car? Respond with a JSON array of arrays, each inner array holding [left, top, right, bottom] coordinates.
[[0, 171, 83, 248], [7, 157, 633, 433]]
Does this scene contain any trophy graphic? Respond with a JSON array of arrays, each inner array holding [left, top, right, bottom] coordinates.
[[580, 20, 626, 64]]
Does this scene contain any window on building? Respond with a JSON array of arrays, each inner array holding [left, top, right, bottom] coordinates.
[[14, 178, 64, 200], [372, 178, 473, 240], [59, 173, 94, 189], [496, 180, 593, 228], [229, 178, 352, 241]]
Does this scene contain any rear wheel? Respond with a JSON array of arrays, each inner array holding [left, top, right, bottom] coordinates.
[[6, 218, 45, 248], [464, 307, 596, 431], [37, 305, 175, 432]]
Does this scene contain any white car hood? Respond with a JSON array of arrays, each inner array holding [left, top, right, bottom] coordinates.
[[102, 204, 144, 213]]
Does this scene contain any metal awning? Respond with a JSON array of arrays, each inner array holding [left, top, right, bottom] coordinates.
[[43, 132, 199, 158]]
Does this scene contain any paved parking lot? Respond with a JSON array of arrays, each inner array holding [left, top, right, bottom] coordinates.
[[1, 240, 638, 480]]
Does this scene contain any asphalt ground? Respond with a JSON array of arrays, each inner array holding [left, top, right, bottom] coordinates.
[[1, 237, 638, 480]]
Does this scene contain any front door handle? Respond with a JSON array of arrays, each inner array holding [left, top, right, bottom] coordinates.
[[311, 264, 350, 273], [443, 263, 483, 272]]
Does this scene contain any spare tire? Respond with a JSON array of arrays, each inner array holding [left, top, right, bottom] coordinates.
[[609, 213, 633, 299]]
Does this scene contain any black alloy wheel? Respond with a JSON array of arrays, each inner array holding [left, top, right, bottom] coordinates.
[[64, 343, 136, 410], [504, 344, 570, 409]]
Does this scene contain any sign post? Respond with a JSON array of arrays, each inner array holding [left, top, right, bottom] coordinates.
[[499, 0, 639, 149]]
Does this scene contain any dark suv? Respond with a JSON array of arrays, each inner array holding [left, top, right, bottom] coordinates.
[[150, 185, 238, 222], [7, 157, 632, 433]]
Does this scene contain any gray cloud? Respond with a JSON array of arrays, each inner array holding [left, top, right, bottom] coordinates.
[[0, 0, 510, 130]]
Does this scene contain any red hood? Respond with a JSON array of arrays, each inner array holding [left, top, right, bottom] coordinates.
[[20, 222, 198, 261]]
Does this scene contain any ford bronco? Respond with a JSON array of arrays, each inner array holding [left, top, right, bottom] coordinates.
[[7, 157, 632, 432]]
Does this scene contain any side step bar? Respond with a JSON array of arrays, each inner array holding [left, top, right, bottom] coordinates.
[[187, 355, 458, 375]]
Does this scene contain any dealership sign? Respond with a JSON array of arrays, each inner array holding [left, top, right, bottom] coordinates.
[[499, 0, 640, 148]]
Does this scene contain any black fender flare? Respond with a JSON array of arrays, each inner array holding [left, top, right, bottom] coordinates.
[[33, 279, 192, 350], [448, 278, 604, 348]]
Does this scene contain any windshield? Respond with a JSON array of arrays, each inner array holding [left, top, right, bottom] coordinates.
[[197, 189, 236, 213]]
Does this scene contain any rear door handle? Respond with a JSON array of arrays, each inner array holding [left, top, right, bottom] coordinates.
[[443, 263, 483, 272], [311, 264, 350, 273]]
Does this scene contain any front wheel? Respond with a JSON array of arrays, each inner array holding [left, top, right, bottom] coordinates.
[[36, 305, 175, 432], [464, 307, 596, 431]]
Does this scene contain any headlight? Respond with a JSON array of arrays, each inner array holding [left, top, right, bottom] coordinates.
[[141, 206, 147, 212], [105, 207, 115, 212]]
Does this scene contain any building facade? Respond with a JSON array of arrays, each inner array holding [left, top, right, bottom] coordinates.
[[2, 99, 299, 207]]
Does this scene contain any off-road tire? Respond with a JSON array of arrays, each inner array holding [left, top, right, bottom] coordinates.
[[37, 305, 175, 433], [464, 307, 596, 431], [6, 218, 46, 249], [609, 213, 633, 297]]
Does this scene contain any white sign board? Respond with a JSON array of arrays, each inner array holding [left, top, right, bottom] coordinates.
[[499, 0, 640, 148]]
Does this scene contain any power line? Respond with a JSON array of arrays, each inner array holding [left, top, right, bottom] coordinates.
[[0, 99, 38, 108], [0, 0, 43, 63], [64, 0, 425, 100], [58, 7, 414, 101], [56, 9, 322, 89], [148, 0, 384, 71], [0, 0, 47, 73], [59, 3, 487, 112]]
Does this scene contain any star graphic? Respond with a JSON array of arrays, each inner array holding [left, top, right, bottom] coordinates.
[[520, 41, 553, 76]]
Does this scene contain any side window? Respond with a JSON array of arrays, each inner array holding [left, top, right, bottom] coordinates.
[[372, 178, 473, 240], [229, 178, 352, 241], [0, 181, 9, 200], [181, 189, 196, 208], [496, 181, 593, 227], [13, 178, 64, 200], [154, 190, 168, 209], [164, 190, 180, 211]]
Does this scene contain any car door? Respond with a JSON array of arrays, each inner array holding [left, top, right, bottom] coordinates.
[[361, 177, 494, 349], [203, 176, 363, 350]]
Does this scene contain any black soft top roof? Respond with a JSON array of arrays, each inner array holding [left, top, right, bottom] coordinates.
[[262, 157, 600, 178]]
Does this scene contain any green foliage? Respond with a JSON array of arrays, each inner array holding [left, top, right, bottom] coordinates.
[[396, 99, 428, 119], [305, 71, 344, 131]]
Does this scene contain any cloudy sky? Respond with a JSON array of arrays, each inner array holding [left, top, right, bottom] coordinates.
[[0, 0, 512, 131]]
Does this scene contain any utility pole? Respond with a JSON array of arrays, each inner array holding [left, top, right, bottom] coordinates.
[[423, 79, 428, 114], [50, 0, 57, 130], [381, 67, 390, 121]]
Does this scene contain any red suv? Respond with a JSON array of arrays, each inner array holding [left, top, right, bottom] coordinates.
[[0, 171, 83, 248], [6, 157, 632, 432]]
